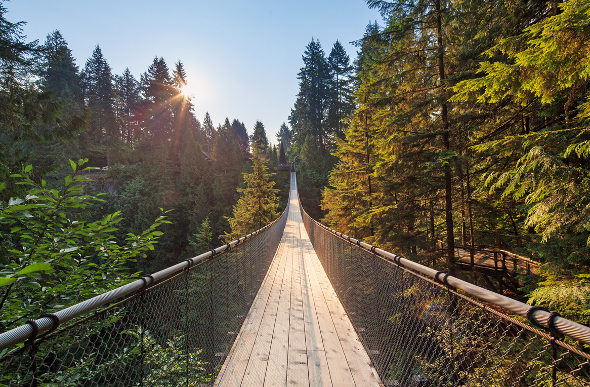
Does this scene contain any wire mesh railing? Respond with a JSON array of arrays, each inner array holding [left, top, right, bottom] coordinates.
[[301, 203, 590, 386], [0, 208, 288, 386]]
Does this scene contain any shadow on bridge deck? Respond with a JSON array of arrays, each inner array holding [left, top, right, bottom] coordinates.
[[215, 173, 381, 386]]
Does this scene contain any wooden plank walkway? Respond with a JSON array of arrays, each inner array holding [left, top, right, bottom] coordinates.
[[215, 173, 382, 386]]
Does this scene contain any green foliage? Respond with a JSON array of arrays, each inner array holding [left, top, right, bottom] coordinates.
[[321, 0, 590, 324], [453, 0, 590, 113], [288, 35, 355, 186], [250, 121, 269, 154], [189, 217, 214, 254], [0, 160, 168, 330], [528, 271, 590, 325], [224, 150, 279, 241]]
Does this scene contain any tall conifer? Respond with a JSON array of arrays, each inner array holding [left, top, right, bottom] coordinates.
[[224, 147, 279, 241]]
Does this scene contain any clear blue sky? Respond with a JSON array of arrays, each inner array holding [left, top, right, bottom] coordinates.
[[6, 0, 380, 142]]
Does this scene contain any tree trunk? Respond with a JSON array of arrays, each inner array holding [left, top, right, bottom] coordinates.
[[434, 0, 455, 274], [364, 102, 374, 237]]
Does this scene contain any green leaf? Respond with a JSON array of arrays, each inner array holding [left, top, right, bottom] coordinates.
[[0, 278, 17, 287], [69, 159, 77, 172], [24, 165, 32, 173], [17, 262, 53, 276]]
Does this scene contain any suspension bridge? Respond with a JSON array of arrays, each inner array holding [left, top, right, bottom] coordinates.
[[1, 172, 590, 386]]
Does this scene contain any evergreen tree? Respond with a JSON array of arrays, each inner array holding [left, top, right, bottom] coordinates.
[[202, 112, 215, 153], [322, 31, 379, 240], [169, 61, 198, 167], [0, 1, 40, 137], [0, 8, 78, 186], [452, 0, 590, 265], [279, 142, 287, 165], [224, 148, 279, 241], [30, 30, 85, 171], [269, 144, 279, 168], [289, 39, 331, 152], [251, 120, 269, 154], [41, 31, 83, 109], [277, 122, 291, 151], [172, 60, 187, 88], [114, 68, 139, 146], [140, 57, 174, 145], [231, 119, 249, 151], [189, 217, 214, 254], [213, 122, 245, 210], [327, 40, 354, 140], [82, 45, 115, 166]]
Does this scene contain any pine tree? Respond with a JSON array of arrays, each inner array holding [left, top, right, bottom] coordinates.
[[279, 142, 287, 165], [189, 217, 214, 254], [250, 121, 269, 154], [224, 148, 279, 241], [289, 39, 331, 152], [29, 31, 85, 172], [0, 0, 41, 144], [269, 144, 279, 168], [42, 31, 82, 109], [327, 40, 354, 140], [277, 122, 291, 151], [114, 68, 139, 146], [82, 45, 115, 166], [203, 112, 215, 153], [231, 119, 249, 151], [140, 57, 174, 144], [213, 122, 245, 209], [322, 32, 379, 240], [169, 61, 198, 167], [452, 0, 590, 263], [172, 60, 187, 88]]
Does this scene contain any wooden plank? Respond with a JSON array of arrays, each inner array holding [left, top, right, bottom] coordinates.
[[301, 236, 356, 386], [299, 222, 332, 386], [308, 246, 382, 386], [214, 235, 287, 386], [264, 221, 294, 386], [287, 226, 310, 386], [218, 173, 382, 386], [240, 226, 290, 385]]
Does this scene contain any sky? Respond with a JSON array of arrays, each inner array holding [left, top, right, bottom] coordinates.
[[5, 0, 381, 142]]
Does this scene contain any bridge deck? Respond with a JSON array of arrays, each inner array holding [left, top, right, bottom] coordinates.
[[215, 174, 381, 386]]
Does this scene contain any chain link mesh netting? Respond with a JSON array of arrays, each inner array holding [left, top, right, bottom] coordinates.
[[1, 210, 287, 386], [302, 211, 590, 387]]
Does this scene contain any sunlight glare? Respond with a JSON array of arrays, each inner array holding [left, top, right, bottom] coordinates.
[[180, 84, 196, 99]]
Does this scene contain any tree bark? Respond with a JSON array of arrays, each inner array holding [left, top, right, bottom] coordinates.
[[434, 0, 455, 274], [364, 102, 374, 237]]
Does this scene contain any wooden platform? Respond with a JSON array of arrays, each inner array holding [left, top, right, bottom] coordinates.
[[215, 174, 381, 386]]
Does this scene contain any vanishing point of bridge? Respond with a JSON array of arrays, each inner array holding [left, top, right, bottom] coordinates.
[[215, 174, 380, 386], [1, 172, 590, 386]]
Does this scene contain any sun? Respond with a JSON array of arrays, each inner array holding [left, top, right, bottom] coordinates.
[[179, 83, 196, 99]]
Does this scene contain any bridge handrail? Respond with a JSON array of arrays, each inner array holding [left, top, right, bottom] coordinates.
[[300, 204, 590, 346], [438, 239, 542, 268], [0, 206, 288, 351]]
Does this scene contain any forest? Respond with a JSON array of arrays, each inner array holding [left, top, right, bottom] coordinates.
[[288, 0, 590, 325], [0, 1, 290, 333], [1, 0, 590, 347]]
